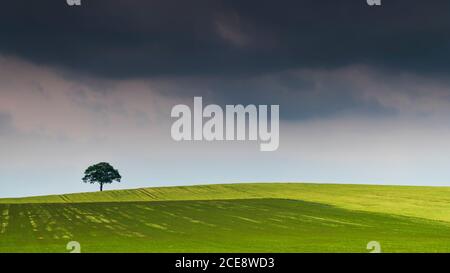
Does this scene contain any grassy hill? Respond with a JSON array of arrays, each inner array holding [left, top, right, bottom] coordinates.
[[1, 183, 450, 252]]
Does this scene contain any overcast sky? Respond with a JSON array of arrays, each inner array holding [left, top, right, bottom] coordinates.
[[2, 0, 450, 197]]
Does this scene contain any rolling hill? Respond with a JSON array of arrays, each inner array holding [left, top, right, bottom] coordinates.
[[1, 183, 450, 252]]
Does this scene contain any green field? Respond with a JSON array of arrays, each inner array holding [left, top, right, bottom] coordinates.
[[1, 183, 450, 253]]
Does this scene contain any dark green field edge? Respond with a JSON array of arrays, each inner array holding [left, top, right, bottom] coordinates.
[[1, 198, 450, 253]]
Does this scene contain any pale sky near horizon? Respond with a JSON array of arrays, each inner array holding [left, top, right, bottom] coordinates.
[[2, 0, 450, 197]]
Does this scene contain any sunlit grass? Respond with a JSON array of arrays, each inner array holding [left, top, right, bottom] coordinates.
[[1, 183, 450, 252]]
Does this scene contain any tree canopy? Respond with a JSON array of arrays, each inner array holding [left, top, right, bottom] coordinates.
[[82, 162, 121, 191]]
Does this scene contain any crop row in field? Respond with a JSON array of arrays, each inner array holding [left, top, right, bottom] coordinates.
[[1, 198, 450, 253]]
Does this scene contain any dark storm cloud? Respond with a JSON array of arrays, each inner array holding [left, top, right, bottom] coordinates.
[[1, 0, 450, 78], [148, 66, 401, 120]]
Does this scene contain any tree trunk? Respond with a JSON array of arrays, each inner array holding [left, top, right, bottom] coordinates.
[[100, 183, 103, 192]]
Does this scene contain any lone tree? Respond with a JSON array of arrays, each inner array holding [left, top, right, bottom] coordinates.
[[82, 162, 121, 191]]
